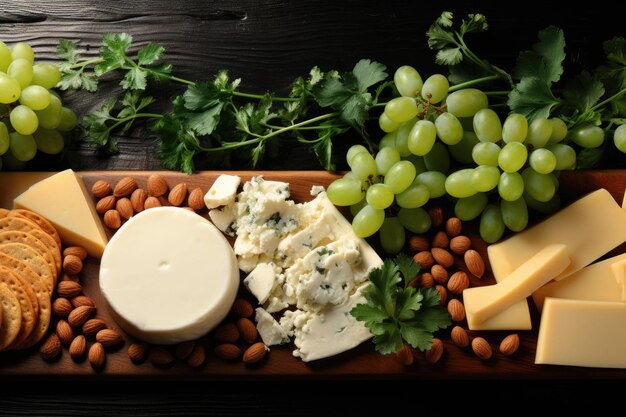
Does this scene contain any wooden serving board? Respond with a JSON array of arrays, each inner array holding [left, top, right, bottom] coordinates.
[[1, 169, 626, 380]]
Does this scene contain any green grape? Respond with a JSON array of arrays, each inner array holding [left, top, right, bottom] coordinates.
[[414, 171, 446, 198], [434, 112, 463, 145], [470, 165, 500, 192], [31, 63, 61, 89], [394, 118, 416, 157], [57, 107, 78, 131], [395, 183, 430, 208], [546, 143, 576, 170], [0, 123, 9, 155], [366, 183, 395, 209], [384, 97, 418, 123], [2, 149, 26, 170], [394, 65, 422, 98], [445, 168, 476, 198], [346, 144, 369, 165], [402, 154, 427, 175], [398, 207, 431, 234], [379, 217, 406, 254], [352, 204, 385, 238], [457, 116, 474, 131], [326, 177, 365, 206], [379, 131, 396, 149], [448, 130, 479, 165], [472, 141, 501, 166], [0, 41, 11, 72], [500, 198, 528, 232], [421, 74, 449, 103], [349, 151, 378, 180], [454, 192, 488, 221], [529, 148, 556, 174], [0, 73, 21, 104], [570, 124, 605, 148], [408, 120, 436, 156], [18, 85, 51, 110], [524, 192, 561, 214], [7, 58, 33, 88], [498, 142, 528, 173], [423, 142, 450, 173], [349, 198, 367, 217], [502, 113, 528, 143], [472, 108, 502, 142], [10, 105, 38, 135], [33, 128, 64, 155], [384, 160, 416, 193], [521, 168, 556, 202], [498, 171, 524, 201], [480, 204, 505, 243], [526, 117, 552, 148], [445, 88, 488, 118], [375, 146, 400, 175], [378, 111, 399, 133], [11, 42, 34, 63], [35, 93, 62, 129], [614, 125, 626, 153], [548, 118, 568, 143], [9, 131, 37, 161]]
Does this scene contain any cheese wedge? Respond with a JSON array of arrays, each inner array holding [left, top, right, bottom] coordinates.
[[610, 260, 626, 302], [13, 169, 108, 258]]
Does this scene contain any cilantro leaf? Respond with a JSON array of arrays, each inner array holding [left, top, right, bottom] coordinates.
[[604, 37, 626, 66], [352, 59, 387, 92], [56, 39, 98, 92], [426, 11, 457, 49], [395, 287, 422, 320], [364, 259, 400, 313], [371, 323, 404, 355], [95, 33, 131, 76], [508, 77, 560, 121], [121, 67, 148, 90], [310, 124, 348, 172], [562, 71, 605, 113], [436, 47, 463, 66], [137, 43, 165, 66], [459, 13, 488, 36], [350, 303, 388, 326], [395, 252, 420, 287]]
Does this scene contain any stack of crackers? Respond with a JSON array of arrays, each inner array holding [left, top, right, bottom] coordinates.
[[0, 208, 61, 351]]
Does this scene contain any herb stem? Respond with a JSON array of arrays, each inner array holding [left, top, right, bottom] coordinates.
[[232, 91, 296, 102], [69, 57, 104, 70], [448, 75, 500, 92], [251, 113, 337, 141], [589, 87, 626, 113]]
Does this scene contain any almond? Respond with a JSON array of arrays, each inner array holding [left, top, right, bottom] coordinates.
[[428, 206, 444, 227], [113, 176, 137, 197], [40, 333, 62, 361], [431, 247, 454, 268], [431, 231, 449, 249], [69, 335, 86, 361], [149, 346, 174, 366], [61, 273, 79, 283], [103, 209, 122, 229], [232, 299, 254, 318], [450, 326, 469, 348], [447, 299, 465, 322], [464, 249, 485, 278], [424, 338, 444, 363], [91, 180, 112, 198], [71, 295, 95, 309], [187, 188, 205, 211], [96, 195, 116, 214], [130, 188, 148, 213], [472, 337, 493, 360], [96, 328, 123, 347], [237, 318, 258, 344], [434, 285, 447, 305], [395, 343, 414, 366], [499, 334, 520, 356], [175, 340, 196, 360], [116, 197, 134, 220], [89, 342, 106, 368], [419, 272, 434, 288], [431, 264, 449, 284], [186, 345, 206, 368], [168, 183, 188, 207], [56, 319, 74, 346], [213, 323, 240, 343], [449, 235, 472, 255], [68, 305, 96, 328], [127, 342, 150, 363], [63, 254, 83, 275], [215, 343, 242, 360], [413, 251, 434, 270], [57, 281, 82, 298], [445, 217, 462, 238], [447, 271, 470, 295], [242, 342, 268, 364], [144, 196, 161, 210], [147, 174, 168, 197], [408, 235, 430, 252], [52, 297, 73, 318], [82, 318, 107, 337], [63, 246, 88, 260]]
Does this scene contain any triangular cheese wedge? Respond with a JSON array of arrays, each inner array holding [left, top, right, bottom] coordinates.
[[13, 169, 108, 258]]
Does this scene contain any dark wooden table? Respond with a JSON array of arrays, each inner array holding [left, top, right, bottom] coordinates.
[[1, 1, 625, 414]]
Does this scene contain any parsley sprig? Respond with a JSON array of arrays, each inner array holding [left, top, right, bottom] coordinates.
[[351, 254, 451, 355]]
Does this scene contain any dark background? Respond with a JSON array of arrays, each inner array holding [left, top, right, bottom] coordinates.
[[1, 0, 624, 414]]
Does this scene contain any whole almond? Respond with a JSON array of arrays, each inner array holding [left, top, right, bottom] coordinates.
[[408, 235, 430, 252], [144, 196, 161, 209], [464, 250, 485, 278], [63, 246, 88, 260], [450, 235, 472, 255], [175, 340, 196, 360], [432, 231, 449, 249], [499, 334, 520, 356], [149, 347, 174, 366], [450, 326, 469, 348], [56, 319, 74, 345], [103, 209, 122, 229], [91, 180, 112, 198], [40, 333, 62, 361], [89, 342, 106, 368], [445, 217, 462, 238], [447, 271, 470, 295], [71, 295, 95, 309], [168, 183, 188, 207], [82, 319, 108, 337], [147, 174, 168, 197], [96, 328, 123, 347], [113, 176, 137, 197], [395, 343, 414, 366], [127, 342, 150, 363], [232, 299, 254, 318], [130, 188, 148, 213], [242, 342, 269, 364], [237, 318, 258, 344], [431, 248, 454, 268], [447, 299, 465, 322], [215, 343, 242, 360], [424, 338, 444, 363], [187, 188, 205, 211], [413, 251, 434, 270], [428, 206, 444, 227], [186, 345, 206, 368], [419, 272, 434, 288], [52, 297, 73, 318], [57, 281, 82, 298], [116, 197, 134, 220], [435, 285, 447, 305], [68, 305, 96, 328], [472, 337, 493, 360], [95, 195, 116, 214], [63, 254, 83, 275], [69, 335, 86, 361], [213, 323, 240, 343], [431, 264, 449, 284]]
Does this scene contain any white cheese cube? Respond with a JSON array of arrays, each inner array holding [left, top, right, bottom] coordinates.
[[244, 262, 280, 304], [204, 174, 241, 209], [208, 206, 236, 236], [255, 307, 290, 346]]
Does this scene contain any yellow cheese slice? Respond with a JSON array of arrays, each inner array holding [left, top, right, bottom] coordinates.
[[536, 298, 626, 368], [13, 169, 108, 258], [533, 253, 626, 311], [610, 260, 626, 302], [0, 172, 55, 209], [464, 244, 570, 329]]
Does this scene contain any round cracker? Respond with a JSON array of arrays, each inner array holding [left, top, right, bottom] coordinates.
[[0, 231, 58, 279], [9, 209, 62, 248], [0, 266, 37, 348], [0, 216, 62, 274], [0, 243, 55, 294], [0, 209, 10, 219], [0, 284, 22, 351], [27, 229, 61, 275]]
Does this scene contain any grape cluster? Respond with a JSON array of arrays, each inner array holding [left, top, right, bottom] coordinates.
[[0, 41, 77, 170]]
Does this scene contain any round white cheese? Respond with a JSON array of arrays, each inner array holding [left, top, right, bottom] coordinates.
[[99, 207, 239, 344]]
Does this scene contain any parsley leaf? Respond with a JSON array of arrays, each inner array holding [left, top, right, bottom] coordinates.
[[56, 39, 98, 92], [513, 26, 565, 86], [508, 77, 560, 121], [562, 71, 605, 113]]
